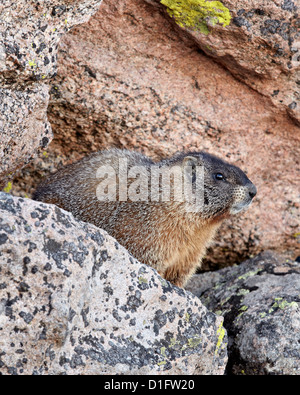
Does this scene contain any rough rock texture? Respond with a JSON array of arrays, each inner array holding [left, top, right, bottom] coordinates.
[[148, 0, 300, 125], [0, 0, 103, 187], [186, 251, 300, 375], [0, 192, 227, 375], [11, 0, 299, 267], [0, 84, 51, 187]]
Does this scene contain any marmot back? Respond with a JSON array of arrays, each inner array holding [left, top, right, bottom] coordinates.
[[34, 149, 257, 287]]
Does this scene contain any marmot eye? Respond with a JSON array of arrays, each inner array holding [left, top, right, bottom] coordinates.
[[214, 173, 224, 180]]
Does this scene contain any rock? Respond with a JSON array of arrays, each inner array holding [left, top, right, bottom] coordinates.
[[186, 251, 300, 375], [0, 192, 227, 375], [0, 0, 103, 187], [12, 0, 299, 266], [0, 84, 51, 187], [147, 0, 300, 125]]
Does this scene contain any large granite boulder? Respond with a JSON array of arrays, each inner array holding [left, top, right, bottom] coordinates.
[[0, 192, 227, 375]]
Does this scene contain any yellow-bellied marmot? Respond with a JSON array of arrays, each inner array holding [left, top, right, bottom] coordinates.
[[33, 149, 257, 287]]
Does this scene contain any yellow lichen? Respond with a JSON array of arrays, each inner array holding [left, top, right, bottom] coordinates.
[[28, 59, 37, 68], [160, 0, 231, 35], [215, 321, 226, 355], [184, 312, 190, 322], [138, 276, 148, 284], [3, 182, 12, 194], [272, 297, 298, 311], [169, 337, 180, 347], [160, 346, 167, 357], [237, 268, 262, 281], [187, 336, 201, 347]]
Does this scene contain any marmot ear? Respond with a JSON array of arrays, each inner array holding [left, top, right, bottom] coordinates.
[[182, 156, 198, 168], [182, 156, 199, 183]]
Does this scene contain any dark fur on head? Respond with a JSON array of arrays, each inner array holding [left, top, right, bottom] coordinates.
[[161, 151, 257, 219]]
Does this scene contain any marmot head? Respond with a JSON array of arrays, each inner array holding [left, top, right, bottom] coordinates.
[[168, 152, 257, 219]]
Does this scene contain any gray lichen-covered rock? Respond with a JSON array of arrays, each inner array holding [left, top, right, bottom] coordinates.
[[186, 251, 300, 375], [0, 0, 104, 84], [0, 193, 227, 375], [0, 0, 103, 186], [0, 84, 51, 186]]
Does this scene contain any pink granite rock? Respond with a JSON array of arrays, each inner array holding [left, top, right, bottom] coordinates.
[[147, 0, 300, 125]]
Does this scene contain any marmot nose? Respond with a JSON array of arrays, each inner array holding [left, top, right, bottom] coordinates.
[[248, 184, 257, 199]]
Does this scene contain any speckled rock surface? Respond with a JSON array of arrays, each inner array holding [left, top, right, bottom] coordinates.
[[186, 251, 300, 375], [0, 84, 51, 187], [0, 193, 227, 375], [13, 0, 299, 267], [0, 0, 103, 187]]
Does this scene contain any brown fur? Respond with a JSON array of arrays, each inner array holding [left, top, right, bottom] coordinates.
[[33, 149, 256, 287]]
